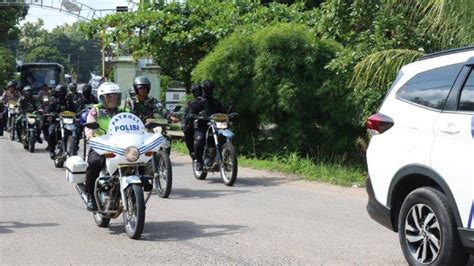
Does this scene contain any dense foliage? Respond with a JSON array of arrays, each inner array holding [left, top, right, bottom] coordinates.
[[79, 0, 473, 160], [0, 6, 28, 89]]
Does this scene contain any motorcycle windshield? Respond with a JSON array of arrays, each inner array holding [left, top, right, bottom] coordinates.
[[89, 113, 165, 156]]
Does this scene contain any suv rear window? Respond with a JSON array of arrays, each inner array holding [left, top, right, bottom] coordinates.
[[397, 63, 462, 110], [458, 69, 474, 111]]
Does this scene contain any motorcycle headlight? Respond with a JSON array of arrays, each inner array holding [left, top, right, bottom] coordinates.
[[62, 118, 74, 124], [215, 122, 228, 129], [27, 117, 36, 124], [124, 146, 140, 162]]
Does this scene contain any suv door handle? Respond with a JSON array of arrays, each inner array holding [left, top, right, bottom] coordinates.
[[440, 125, 460, 135]]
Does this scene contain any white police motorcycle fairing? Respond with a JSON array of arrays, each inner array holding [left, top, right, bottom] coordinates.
[[65, 113, 169, 239]]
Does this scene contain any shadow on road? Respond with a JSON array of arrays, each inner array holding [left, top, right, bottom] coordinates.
[[107, 220, 249, 242], [0, 221, 60, 234], [171, 187, 250, 199], [204, 176, 293, 188]]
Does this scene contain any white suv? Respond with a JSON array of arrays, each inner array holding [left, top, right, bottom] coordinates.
[[366, 46, 474, 265]]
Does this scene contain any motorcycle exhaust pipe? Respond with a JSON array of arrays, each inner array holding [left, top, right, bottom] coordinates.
[[75, 183, 89, 206]]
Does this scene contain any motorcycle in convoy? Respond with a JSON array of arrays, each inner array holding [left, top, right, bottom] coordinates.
[[143, 106, 181, 198], [20, 112, 39, 152], [192, 111, 239, 186], [7, 100, 19, 141], [51, 110, 80, 168], [66, 113, 166, 239]]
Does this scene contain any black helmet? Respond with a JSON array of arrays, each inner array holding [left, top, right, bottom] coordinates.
[[55, 84, 67, 97], [201, 80, 214, 98], [133, 76, 151, 93], [82, 84, 92, 96], [68, 82, 77, 93], [190, 84, 202, 99], [6, 80, 17, 89], [23, 86, 33, 96]]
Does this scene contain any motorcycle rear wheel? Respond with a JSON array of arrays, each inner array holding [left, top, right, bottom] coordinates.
[[153, 150, 172, 198], [123, 184, 145, 239], [28, 131, 35, 153]]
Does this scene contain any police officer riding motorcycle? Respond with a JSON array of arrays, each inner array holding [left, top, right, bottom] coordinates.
[[83, 82, 126, 211]]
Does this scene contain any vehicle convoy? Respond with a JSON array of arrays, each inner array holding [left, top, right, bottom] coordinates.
[[66, 112, 167, 239], [366, 46, 474, 265], [192, 111, 239, 186]]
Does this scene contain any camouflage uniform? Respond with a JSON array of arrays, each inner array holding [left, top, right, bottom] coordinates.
[[16, 96, 41, 140], [126, 95, 169, 122], [67, 92, 84, 111]]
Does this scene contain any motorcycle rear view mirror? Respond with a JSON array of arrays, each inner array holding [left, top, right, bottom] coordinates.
[[229, 112, 239, 119], [172, 106, 181, 112], [84, 122, 99, 130]]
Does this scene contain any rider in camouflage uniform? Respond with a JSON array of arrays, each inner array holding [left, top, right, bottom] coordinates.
[[126, 76, 178, 123], [16, 86, 41, 143], [67, 83, 84, 111]]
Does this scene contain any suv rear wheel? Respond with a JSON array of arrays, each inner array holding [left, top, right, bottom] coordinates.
[[398, 187, 469, 265]]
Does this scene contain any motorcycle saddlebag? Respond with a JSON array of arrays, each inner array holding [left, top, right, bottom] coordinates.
[[65, 156, 87, 183]]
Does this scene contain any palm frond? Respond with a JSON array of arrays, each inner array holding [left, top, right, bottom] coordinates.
[[351, 49, 424, 89], [386, 0, 474, 47]]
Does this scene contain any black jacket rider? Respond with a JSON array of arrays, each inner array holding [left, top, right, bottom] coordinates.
[[46, 85, 76, 155], [192, 81, 225, 170]]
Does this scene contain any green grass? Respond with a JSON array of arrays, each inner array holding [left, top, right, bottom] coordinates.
[[171, 140, 366, 187]]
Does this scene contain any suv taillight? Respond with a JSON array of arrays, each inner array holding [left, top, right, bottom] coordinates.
[[367, 113, 394, 135]]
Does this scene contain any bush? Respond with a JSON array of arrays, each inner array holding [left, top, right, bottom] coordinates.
[[193, 32, 260, 151], [194, 23, 348, 156]]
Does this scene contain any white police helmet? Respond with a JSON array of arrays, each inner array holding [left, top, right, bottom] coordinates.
[[97, 82, 122, 109]]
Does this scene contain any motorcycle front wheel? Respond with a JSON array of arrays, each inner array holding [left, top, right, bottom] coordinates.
[[123, 184, 145, 240], [28, 130, 35, 153], [67, 135, 77, 156], [10, 117, 15, 141], [153, 150, 172, 198], [53, 144, 64, 168], [220, 143, 238, 186]]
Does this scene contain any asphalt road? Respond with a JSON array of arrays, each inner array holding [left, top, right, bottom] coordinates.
[[0, 136, 408, 264]]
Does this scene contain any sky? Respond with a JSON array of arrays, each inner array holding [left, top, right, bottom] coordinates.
[[22, 1, 134, 31]]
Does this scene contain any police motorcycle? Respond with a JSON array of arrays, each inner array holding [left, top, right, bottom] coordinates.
[[66, 113, 165, 239], [192, 111, 239, 186], [6, 100, 19, 141], [143, 106, 181, 198], [51, 110, 80, 168], [20, 112, 39, 152]]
